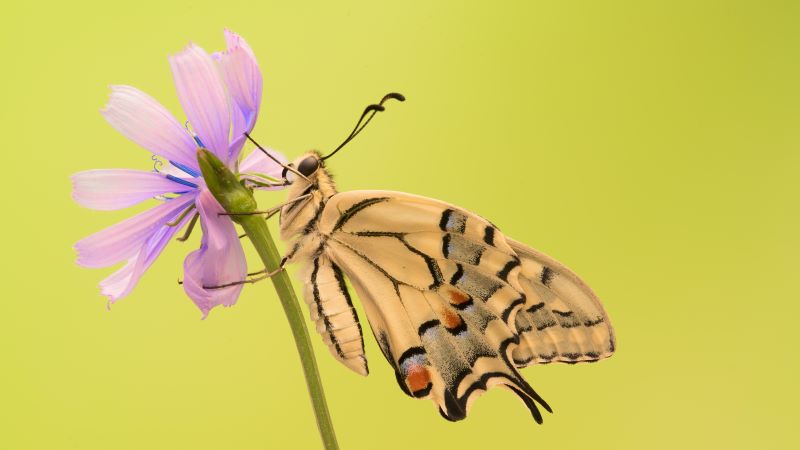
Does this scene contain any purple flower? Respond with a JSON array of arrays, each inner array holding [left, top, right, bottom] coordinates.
[[73, 30, 286, 317]]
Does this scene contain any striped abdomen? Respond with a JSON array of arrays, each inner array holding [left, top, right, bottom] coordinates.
[[299, 253, 368, 375]]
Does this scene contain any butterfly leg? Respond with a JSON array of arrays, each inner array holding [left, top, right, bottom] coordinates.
[[163, 205, 200, 242], [220, 194, 313, 219], [166, 205, 196, 226], [175, 213, 200, 242], [202, 265, 286, 290]]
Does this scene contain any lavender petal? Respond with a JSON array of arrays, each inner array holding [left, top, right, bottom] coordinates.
[[72, 169, 194, 211], [182, 189, 247, 318], [75, 195, 196, 268], [101, 85, 198, 171], [169, 44, 231, 164]]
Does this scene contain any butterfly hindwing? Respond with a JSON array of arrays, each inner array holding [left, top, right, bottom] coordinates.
[[507, 238, 616, 366], [318, 191, 552, 421]]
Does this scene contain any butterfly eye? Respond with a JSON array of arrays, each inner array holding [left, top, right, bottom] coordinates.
[[298, 156, 320, 176]]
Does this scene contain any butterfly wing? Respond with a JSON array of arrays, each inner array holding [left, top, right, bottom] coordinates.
[[316, 190, 563, 422], [506, 238, 615, 366]]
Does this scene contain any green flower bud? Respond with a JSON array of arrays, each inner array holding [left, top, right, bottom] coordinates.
[[196, 148, 256, 222]]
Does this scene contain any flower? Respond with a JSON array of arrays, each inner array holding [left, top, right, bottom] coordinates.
[[73, 30, 286, 317]]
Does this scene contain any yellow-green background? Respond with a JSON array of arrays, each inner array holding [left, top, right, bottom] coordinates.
[[2, 1, 798, 449]]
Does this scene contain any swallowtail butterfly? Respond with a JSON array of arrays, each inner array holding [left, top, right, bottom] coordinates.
[[252, 94, 615, 423]]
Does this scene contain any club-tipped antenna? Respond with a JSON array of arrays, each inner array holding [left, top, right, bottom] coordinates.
[[243, 132, 310, 182], [320, 92, 405, 161]]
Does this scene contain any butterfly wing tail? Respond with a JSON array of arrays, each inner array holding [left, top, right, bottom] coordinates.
[[330, 235, 551, 422], [420, 289, 552, 423]]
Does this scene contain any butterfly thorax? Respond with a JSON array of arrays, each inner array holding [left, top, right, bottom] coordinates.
[[279, 151, 337, 258]]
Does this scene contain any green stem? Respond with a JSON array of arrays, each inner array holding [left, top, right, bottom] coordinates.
[[195, 149, 338, 450], [238, 215, 340, 450]]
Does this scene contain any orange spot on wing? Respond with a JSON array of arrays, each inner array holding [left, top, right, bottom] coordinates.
[[406, 364, 431, 393], [447, 289, 470, 305], [442, 310, 463, 329]]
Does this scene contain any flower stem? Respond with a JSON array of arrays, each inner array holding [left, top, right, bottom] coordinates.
[[237, 214, 340, 450], [195, 149, 338, 450]]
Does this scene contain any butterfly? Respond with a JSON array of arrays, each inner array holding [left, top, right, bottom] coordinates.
[[247, 93, 615, 423]]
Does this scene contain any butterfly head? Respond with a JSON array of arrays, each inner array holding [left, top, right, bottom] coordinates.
[[283, 151, 337, 200], [296, 152, 322, 178], [284, 151, 326, 181]]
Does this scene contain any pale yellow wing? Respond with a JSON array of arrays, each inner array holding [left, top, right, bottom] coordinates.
[[317, 191, 554, 422], [506, 238, 616, 366]]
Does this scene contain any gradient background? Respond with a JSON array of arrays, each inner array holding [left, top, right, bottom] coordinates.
[[2, 1, 798, 449]]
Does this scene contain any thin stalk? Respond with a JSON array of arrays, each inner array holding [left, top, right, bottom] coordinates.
[[238, 215, 340, 450], [196, 148, 339, 450]]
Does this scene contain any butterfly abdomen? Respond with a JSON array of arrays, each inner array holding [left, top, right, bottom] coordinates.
[[300, 253, 367, 375], [279, 161, 371, 375]]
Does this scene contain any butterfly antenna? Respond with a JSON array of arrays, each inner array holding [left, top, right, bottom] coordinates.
[[320, 92, 405, 161], [243, 132, 310, 182]]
